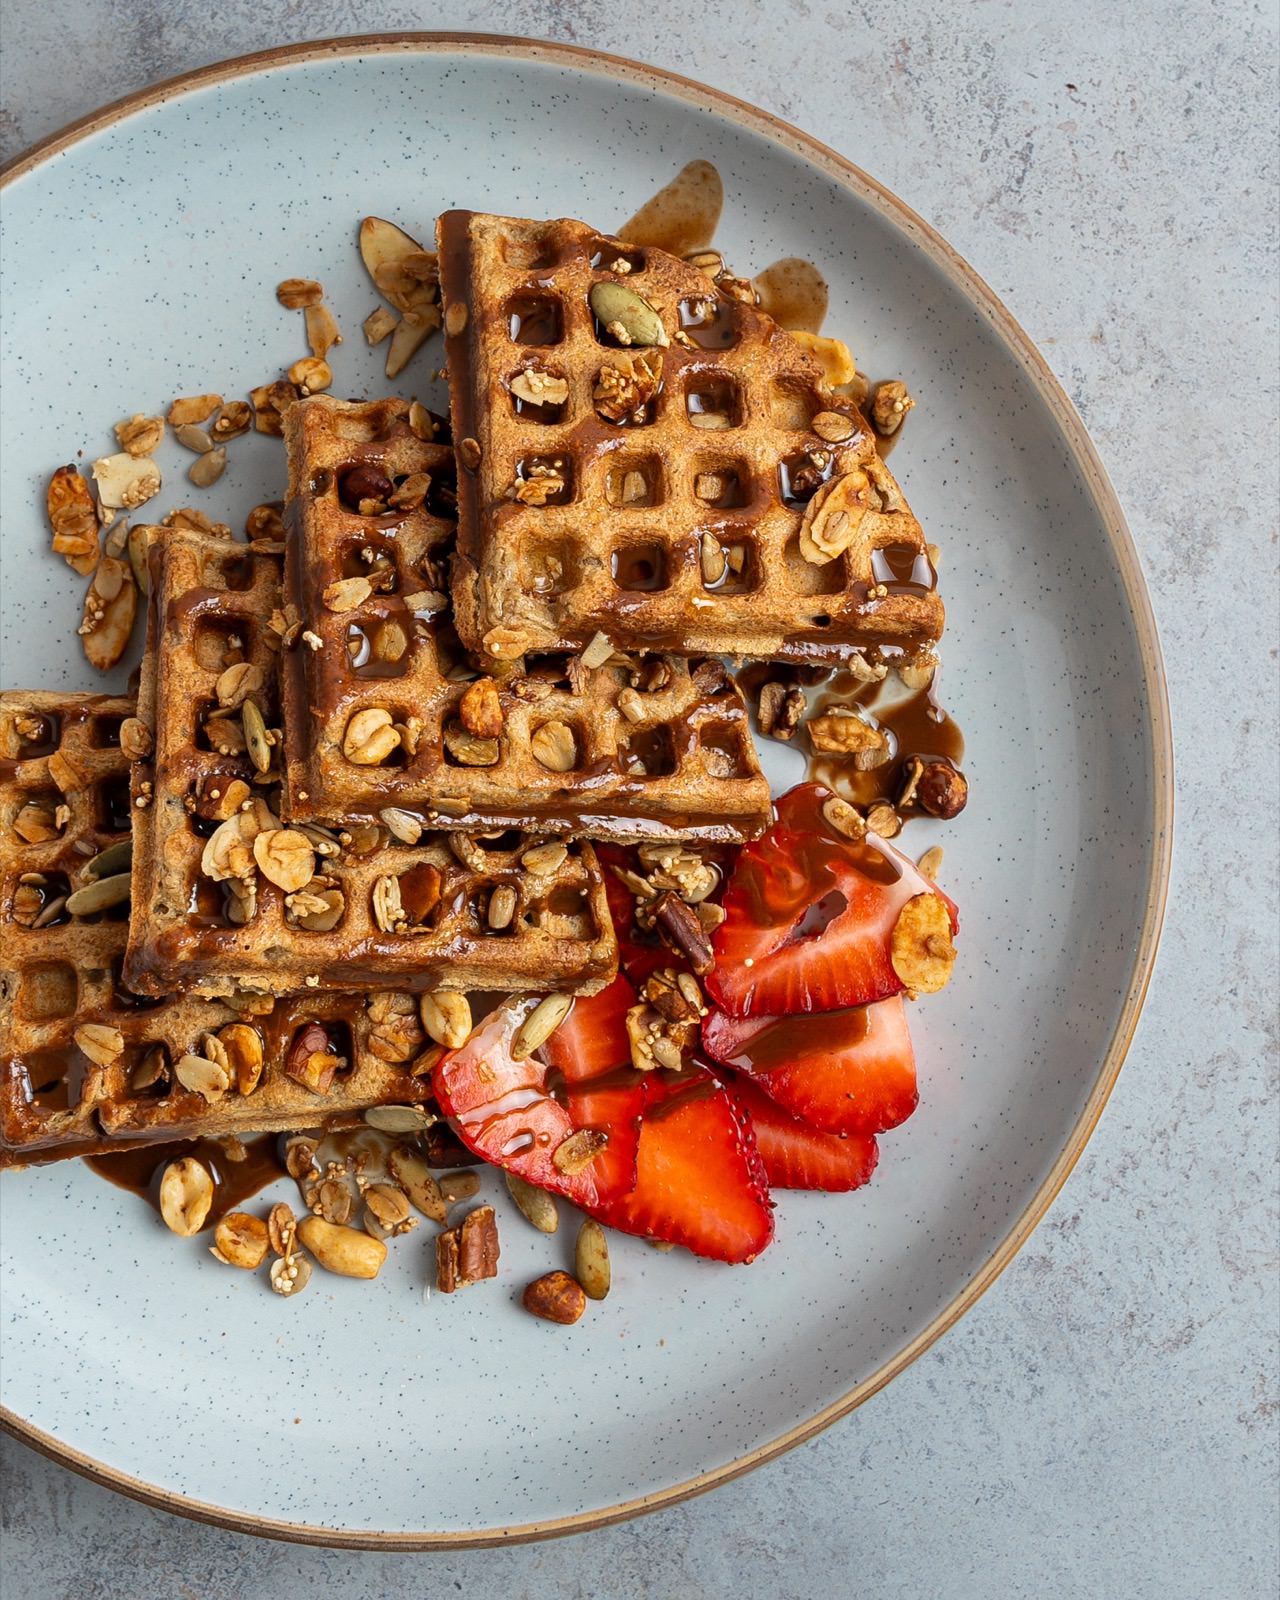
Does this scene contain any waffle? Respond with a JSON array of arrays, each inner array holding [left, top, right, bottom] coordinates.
[[280, 394, 771, 844], [124, 529, 618, 1000], [437, 209, 944, 668], [0, 693, 436, 1166]]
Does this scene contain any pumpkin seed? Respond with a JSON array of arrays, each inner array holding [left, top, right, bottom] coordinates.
[[386, 1147, 447, 1222], [438, 1170, 480, 1205], [363, 1104, 434, 1133], [510, 993, 573, 1060], [83, 839, 132, 881], [242, 699, 272, 773], [575, 1218, 611, 1300], [65, 872, 131, 916], [589, 281, 669, 348], [505, 1171, 558, 1234]]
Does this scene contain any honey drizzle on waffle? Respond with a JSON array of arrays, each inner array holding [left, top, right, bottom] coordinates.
[[124, 529, 618, 1001], [0, 693, 434, 1165], [280, 394, 770, 844], [438, 210, 944, 667]]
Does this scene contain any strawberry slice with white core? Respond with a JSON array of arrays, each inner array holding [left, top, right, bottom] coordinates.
[[701, 994, 918, 1136], [729, 1075, 879, 1192], [432, 994, 643, 1211], [706, 783, 958, 1018]]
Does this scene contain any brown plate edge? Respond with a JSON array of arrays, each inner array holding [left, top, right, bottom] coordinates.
[[0, 29, 1175, 1551]]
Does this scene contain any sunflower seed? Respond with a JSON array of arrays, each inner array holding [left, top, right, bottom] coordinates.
[[510, 994, 573, 1059]]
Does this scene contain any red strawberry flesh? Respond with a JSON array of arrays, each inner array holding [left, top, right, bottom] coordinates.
[[729, 1074, 879, 1192], [706, 783, 957, 1018], [701, 994, 918, 1136]]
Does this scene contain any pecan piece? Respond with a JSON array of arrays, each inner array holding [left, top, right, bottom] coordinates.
[[436, 1204, 500, 1292]]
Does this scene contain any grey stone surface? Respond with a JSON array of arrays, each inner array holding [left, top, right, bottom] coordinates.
[[1, 2, 1276, 1596]]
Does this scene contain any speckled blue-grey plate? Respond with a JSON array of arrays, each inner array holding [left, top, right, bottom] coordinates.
[[0, 36, 1171, 1548]]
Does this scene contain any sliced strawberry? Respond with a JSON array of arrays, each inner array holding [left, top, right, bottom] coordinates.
[[542, 975, 773, 1264], [706, 783, 958, 1018], [597, 1064, 774, 1263], [701, 994, 918, 1136], [432, 996, 643, 1210], [729, 1075, 879, 1191]]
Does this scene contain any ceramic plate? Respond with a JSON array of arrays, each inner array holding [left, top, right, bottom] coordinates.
[[0, 36, 1171, 1547]]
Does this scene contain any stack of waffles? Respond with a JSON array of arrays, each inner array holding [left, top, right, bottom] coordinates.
[[1, 209, 946, 1169]]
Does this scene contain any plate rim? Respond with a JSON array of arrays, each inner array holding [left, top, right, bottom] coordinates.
[[0, 29, 1174, 1550]]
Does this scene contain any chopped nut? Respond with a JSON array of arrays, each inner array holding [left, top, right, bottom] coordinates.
[[218, 1022, 264, 1094], [890, 893, 956, 994], [175, 1052, 230, 1102], [215, 660, 264, 708], [593, 350, 663, 422], [92, 452, 161, 511], [807, 711, 891, 768], [444, 722, 499, 766], [253, 828, 316, 892], [168, 394, 222, 425], [73, 1023, 123, 1067], [797, 469, 875, 565], [11, 803, 59, 844], [821, 794, 866, 840], [188, 447, 227, 488], [872, 379, 916, 435], [481, 625, 533, 662], [510, 367, 569, 407], [79, 557, 138, 672], [652, 890, 714, 975], [211, 401, 253, 442], [243, 505, 283, 544], [522, 1270, 587, 1325], [917, 845, 945, 881], [159, 1158, 213, 1236], [276, 277, 323, 309], [530, 720, 577, 772], [699, 531, 727, 586], [304, 303, 341, 359], [865, 801, 901, 838], [444, 301, 468, 337], [792, 330, 857, 386], [268, 1201, 298, 1254], [322, 575, 373, 612], [916, 761, 968, 820], [46, 464, 99, 575], [419, 991, 472, 1049], [365, 1183, 411, 1229], [643, 967, 700, 1024], [458, 436, 482, 470], [297, 1215, 386, 1279], [459, 677, 503, 740], [289, 355, 333, 395], [580, 631, 613, 670], [343, 708, 400, 766], [363, 305, 399, 345], [552, 1128, 608, 1176], [757, 681, 805, 740], [249, 378, 300, 435], [436, 1204, 500, 1291], [211, 1212, 269, 1269], [114, 414, 165, 457]]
